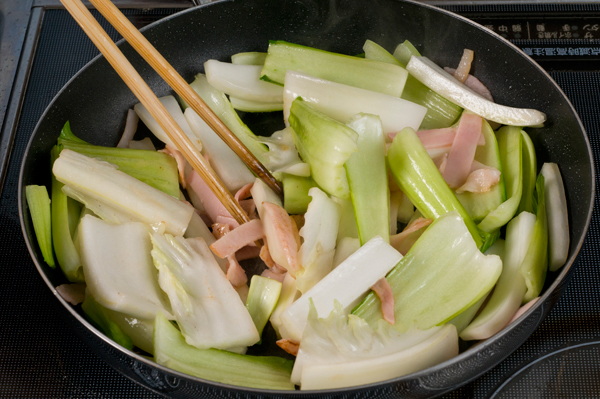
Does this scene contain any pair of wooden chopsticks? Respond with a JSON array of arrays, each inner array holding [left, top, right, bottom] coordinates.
[[60, 0, 283, 226]]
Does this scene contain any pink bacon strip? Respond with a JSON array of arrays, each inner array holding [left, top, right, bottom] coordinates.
[[210, 218, 264, 259], [442, 114, 483, 189]]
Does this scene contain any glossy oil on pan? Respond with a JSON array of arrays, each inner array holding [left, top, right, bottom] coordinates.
[[19, 0, 594, 397]]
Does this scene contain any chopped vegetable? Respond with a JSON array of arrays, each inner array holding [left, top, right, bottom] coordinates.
[[245, 275, 282, 338], [25, 185, 54, 267], [541, 163, 570, 271]]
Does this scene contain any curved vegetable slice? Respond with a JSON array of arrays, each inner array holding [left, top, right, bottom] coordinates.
[[478, 126, 523, 233], [521, 174, 548, 302], [283, 71, 426, 133], [230, 96, 283, 112], [353, 211, 502, 333], [387, 127, 484, 248], [541, 163, 570, 271], [288, 98, 358, 199], [345, 114, 390, 244], [293, 301, 458, 390], [79, 216, 172, 320], [82, 295, 133, 350], [205, 60, 283, 103], [281, 236, 403, 341], [460, 213, 534, 341], [154, 313, 295, 390], [245, 275, 282, 338], [53, 150, 194, 236], [231, 51, 267, 65], [261, 41, 408, 97], [406, 56, 546, 126], [25, 185, 54, 267], [184, 108, 255, 192], [455, 117, 505, 222], [518, 130, 537, 214], [295, 188, 341, 293], [151, 233, 260, 349]]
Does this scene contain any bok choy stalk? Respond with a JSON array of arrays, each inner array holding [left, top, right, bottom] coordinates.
[[101, 306, 155, 354], [345, 114, 390, 244], [229, 96, 283, 113], [245, 275, 282, 338], [58, 121, 180, 197], [269, 272, 301, 339], [520, 174, 548, 303], [204, 60, 283, 103], [293, 302, 458, 390], [78, 215, 172, 320], [360, 39, 462, 130], [288, 98, 359, 199], [50, 146, 83, 282], [256, 127, 308, 178], [295, 188, 341, 293], [184, 108, 255, 192], [478, 126, 523, 234], [261, 41, 409, 97], [25, 185, 54, 267], [333, 196, 359, 242], [250, 177, 282, 220], [541, 163, 569, 271], [281, 236, 403, 341], [353, 211, 502, 332], [53, 150, 194, 236], [447, 238, 505, 334], [460, 212, 534, 341], [154, 313, 295, 390], [231, 51, 267, 65], [455, 117, 506, 223], [82, 294, 133, 350], [387, 127, 485, 249], [150, 233, 260, 349], [518, 130, 537, 214], [134, 95, 202, 152], [183, 74, 270, 167], [282, 71, 426, 133], [282, 174, 316, 214]]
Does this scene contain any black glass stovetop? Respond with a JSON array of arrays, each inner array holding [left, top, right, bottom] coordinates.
[[0, 2, 599, 398]]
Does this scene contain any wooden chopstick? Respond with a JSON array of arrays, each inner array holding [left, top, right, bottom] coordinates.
[[88, 0, 284, 199], [60, 0, 252, 225]]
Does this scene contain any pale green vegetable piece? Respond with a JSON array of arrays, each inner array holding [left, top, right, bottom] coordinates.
[[521, 174, 548, 303], [541, 163, 570, 271], [345, 113, 390, 244], [261, 40, 408, 97], [82, 295, 133, 350], [353, 211, 502, 333], [393, 40, 421, 66], [460, 212, 535, 341], [78, 215, 172, 321], [231, 51, 267, 65], [53, 150, 194, 236], [250, 177, 282, 220], [230, 96, 283, 112], [294, 301, 458, 390], [478, 126, 523, 234], [269, 273, 301, 339], [288, 98, 358, 199], [151, 233, 259, 350], [281, 236, 402, 341], [245, 276, 282, 337], [154, 313, 295, 390], [518, 130, 537, 214], [295, 188, 341, 293], [25, 185, 54, 267], [282, 174, 315, 214]]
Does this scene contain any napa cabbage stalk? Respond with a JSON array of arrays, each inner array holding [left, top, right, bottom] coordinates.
[[53, 150, 194, 236], [150, 233, 259, 350], [281, 236, 403, 341], [293, 301, 458, 390], [153, 313, 295, 390], [288, 97, 359, 199], [353, 211, 502, 332], [295, 188, 341, 293], [78, 215, 172, 320]]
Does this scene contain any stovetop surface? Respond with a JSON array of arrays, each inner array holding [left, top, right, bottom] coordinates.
[[1, 3, 599, 398]]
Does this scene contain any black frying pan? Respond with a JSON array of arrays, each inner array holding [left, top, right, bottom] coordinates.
[[19, 0, 594, 397]]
